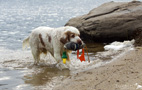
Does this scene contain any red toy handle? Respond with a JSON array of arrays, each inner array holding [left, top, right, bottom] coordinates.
[[77, 49, 85, 62]]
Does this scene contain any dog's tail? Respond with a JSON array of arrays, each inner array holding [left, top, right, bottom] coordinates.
[[22, 36, 30, 50]]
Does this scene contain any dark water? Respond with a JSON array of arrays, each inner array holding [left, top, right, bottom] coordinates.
[[0, 0, 135, 90]]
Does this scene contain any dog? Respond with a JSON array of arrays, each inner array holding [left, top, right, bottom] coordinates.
[[22, 26, 83, 69]]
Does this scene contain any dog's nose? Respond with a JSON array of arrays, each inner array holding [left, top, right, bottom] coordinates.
[[77, 40, 82, 45]]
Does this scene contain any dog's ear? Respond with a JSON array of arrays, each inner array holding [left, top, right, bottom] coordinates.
[[60, 37, 68, 44], [60, 31, 71, 44]]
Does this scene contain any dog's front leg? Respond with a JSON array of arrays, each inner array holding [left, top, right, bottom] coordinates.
[[54, 50, 68, 70], [54, 51, 62, 63]]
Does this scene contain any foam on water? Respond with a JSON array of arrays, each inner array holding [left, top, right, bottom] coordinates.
[[104, 40, 135, 51], [0, 77, 10, 81], [14, 84, 29, 90]]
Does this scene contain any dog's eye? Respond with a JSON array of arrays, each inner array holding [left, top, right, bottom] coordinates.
[[71, 34, 75, 38]]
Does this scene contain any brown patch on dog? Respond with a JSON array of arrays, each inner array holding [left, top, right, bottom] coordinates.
[[40, 48, 47, 54], [39, 34, 45, 47], [48, 36, 51, 43], [60, 31, 75, 44], [46, 34, 51, 43], [60, 37, 68, 44], [65, 31, 74, 41], [67, 53, 70, 61], [67, 50, 72, 61]]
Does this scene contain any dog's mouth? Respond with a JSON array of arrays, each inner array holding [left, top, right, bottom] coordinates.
[[64, 42, 85, 51], [77, 40, 82, 45]]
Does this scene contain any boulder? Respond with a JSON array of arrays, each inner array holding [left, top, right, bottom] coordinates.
[[65, 1, 142, 43], [134, 29, 142, 46]]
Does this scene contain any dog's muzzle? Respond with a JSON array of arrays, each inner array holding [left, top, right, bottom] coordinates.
[[64, 42, 85, 51]]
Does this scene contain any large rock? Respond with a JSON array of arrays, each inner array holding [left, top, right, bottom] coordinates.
[[134, 29, 142, 46], [65, 1, 142, 43]]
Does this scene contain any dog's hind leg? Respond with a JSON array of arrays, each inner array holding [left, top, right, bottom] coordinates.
[[31, 48, 40, 65]]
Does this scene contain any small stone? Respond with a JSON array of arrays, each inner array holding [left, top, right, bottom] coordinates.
[[116, 80, 120, 82]]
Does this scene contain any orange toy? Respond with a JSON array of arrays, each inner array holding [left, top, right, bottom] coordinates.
[[77, 49, 85, 62]]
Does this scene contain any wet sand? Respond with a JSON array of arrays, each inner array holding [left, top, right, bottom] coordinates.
[[54, 47, 142, 90]]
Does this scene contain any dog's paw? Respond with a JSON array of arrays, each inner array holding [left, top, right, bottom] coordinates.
[[56, 62, 69, 70]]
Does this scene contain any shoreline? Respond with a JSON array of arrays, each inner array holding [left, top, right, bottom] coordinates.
[[53, 47, 142, 90]]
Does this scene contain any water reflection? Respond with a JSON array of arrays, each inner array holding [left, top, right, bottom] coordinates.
[[86, 42, 105, 53], [23, 65, 70, 86]]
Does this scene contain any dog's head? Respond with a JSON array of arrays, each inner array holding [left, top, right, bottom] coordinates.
[[60, 26, 83, 45]]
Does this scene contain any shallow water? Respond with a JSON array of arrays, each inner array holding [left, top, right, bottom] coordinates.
[[0, 43, 105, 90], [0, 40, 134, 90], [0, 0, 136, 90]]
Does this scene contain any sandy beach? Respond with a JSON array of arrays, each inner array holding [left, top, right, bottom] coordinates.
[[53, 47, 142, 90]]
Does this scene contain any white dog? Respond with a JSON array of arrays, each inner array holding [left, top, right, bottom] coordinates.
[[23, 26, 83, 69]]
